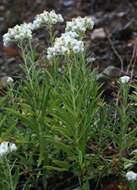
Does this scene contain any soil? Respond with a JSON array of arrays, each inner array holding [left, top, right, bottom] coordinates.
[[0, 0, 137, 189], [1, 0, 137, 78]]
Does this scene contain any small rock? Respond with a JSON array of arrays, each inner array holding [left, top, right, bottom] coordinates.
[[0, 76, 14, 88], [96, 66, 121, 85], [0, 6, 5, 11], [96, 73, 109, 83], [7, 57, 16, 64], [91, 28, 106, 40], [102, 66, 121, 78], [4, 46, 20, 57], [116, 11, 126, 17], [87, 57, 96, 64], [0, 17, 4, 22], [112, 21, 133, 41], [63, 0, 73, 7]]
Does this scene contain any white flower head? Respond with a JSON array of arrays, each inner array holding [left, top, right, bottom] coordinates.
[[120, 76, 130, 83], [65, 16, 94, 34], [3, 23, 33, 47], [47, 32, 84, 59], [126, 171, 137, 181], [7, 77, 14, 84], [32, 10, 64, 30], [0, 141, 17, 156], [61, 31, 79, 39]]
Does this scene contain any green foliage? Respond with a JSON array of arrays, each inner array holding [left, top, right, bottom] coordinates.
[[0, 156, 19, 190], [1, 35, 137, 190]]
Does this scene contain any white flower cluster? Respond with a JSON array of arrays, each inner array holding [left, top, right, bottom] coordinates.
[[47, 16, 95, 59], [3, 10, 64, 47], [126, 171, 137, 181], [65, 16, 94, 34], [120, 76, 130, 83], [3, 23, 33, 47], [61, 31, 79, 39], [47, 31, 84, 59], [32, 10, 64, 30], [7, 77, 14, 84], [0, 141, 17, 156]]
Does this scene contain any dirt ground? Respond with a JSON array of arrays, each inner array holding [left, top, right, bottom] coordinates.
[[1, 0, 137, 79]]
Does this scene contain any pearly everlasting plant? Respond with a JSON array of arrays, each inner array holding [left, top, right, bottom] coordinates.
[[32, 10, 64, 30], [0, 142, 17, 156], [47, 32, 84, 59], [3, 23, 33, 47], [3, 10, 64, 47], [65, 16, 94, 35]]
